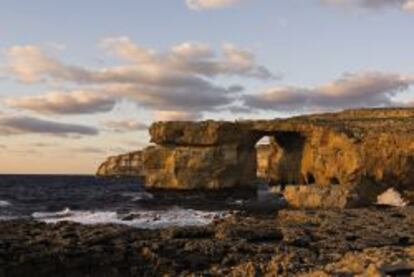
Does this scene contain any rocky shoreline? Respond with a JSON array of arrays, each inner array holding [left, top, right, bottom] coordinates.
[[1, 206, 413, 276]]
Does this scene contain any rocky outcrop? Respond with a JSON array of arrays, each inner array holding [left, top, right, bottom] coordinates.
[[2, 206, 414, 276], [98, 108, 414, 207], [283, 185, 362, 209], [96, 151, 144, 178], [142, 144, 255, 190]]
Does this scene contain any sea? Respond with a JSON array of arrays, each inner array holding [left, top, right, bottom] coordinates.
[[0, 175, 281, 229]]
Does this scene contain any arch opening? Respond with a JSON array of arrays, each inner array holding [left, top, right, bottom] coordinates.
[[255, 136, 274, 182], [252, 131, 307, 187]]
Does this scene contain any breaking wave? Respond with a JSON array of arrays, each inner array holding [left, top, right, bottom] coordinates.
[[32, 207, 227, 229], [0, 200, 11, 207]]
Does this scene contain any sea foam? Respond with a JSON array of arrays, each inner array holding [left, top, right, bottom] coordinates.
[[121, 192, 154, 201], [0, 200, 11, 207], [32, 207, 227, 229]]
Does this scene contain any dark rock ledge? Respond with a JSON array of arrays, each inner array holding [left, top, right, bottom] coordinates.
[[1, 206, 414, 276]]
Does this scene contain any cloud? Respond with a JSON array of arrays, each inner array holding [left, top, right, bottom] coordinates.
[[72, 146, 107, 154], [6, 40, 274, 84], [186, 0, 244, 10], [5, 39, 273, 118], [100, 38, 275, 79], [152, 110, 200, 121], [244, 72, 414, 112], [322, 0, 414, 13], [5, 91, 117, 115], [0, 115, 99, 136], [31, 142, 57, 147], [5, 45, 89, 84], [103, 119, 148, 132], [105, 83, 242, 114]]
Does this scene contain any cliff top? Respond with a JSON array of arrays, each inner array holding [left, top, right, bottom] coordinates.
[[149, 108, 414, 146]]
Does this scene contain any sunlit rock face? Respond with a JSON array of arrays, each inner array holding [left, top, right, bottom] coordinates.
[[149, 121, 247, 146], [283, 185, 361, 209], [142, 144, 256, 190], [96, 151, 144, 178], [98, 108, 414, 208], [256, 144, 272, 179]]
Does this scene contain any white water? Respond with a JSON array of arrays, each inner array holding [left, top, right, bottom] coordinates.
[[0, 200, 11, 207], [121, 192, 154, 201], [32, 207, 227, 229], [0, 216, 19, 221]]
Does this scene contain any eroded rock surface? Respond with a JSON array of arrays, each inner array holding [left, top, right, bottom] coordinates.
[[97, 108, 414, 207], [1, 207, 414, 276], [97, 151, 144, 178], [283, 185, 362, 209], [142, 144, 255, 190]]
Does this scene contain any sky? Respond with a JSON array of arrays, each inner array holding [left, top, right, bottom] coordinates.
[[0, 0, 414, 174]]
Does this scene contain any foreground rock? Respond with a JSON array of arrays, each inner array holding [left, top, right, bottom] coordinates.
[[1, 207, 414, 276], [283, 185, 363, 209], [97, 108, 414, 208]]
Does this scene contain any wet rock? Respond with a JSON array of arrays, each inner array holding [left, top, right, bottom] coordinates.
[[2, 206, 414, 276]]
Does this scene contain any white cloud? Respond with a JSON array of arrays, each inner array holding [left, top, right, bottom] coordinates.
[[244, 72, 414, 112], [5, 45, 88, 83], [100, 37, 275, 79], [5, 91, 116, 115], [5, 39, 274, 119], [103, 119, 148, 132], [403, 0, 414, 11], [322, 0, 414, 13], [186, 0, 244, 10], [170, 42, 214, 59], [152, 110, 200, 121]]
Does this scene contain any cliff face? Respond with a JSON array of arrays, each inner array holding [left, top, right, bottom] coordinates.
[[97, 108, 414, 207], [96, 151, 144, 178]]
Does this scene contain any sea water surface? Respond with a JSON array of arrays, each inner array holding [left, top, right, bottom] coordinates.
[[0, 175, 280, 229]]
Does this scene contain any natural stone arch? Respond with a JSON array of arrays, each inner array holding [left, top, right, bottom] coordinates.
[[97, 108, 414, 208], [247, 130, 309, 186]]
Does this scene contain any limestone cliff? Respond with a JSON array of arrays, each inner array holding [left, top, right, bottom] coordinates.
[[97, 108, 414, 207], [96, 151, 144, 178]]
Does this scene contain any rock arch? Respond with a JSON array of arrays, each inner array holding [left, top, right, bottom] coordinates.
[[98, 108, 414, 208]]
